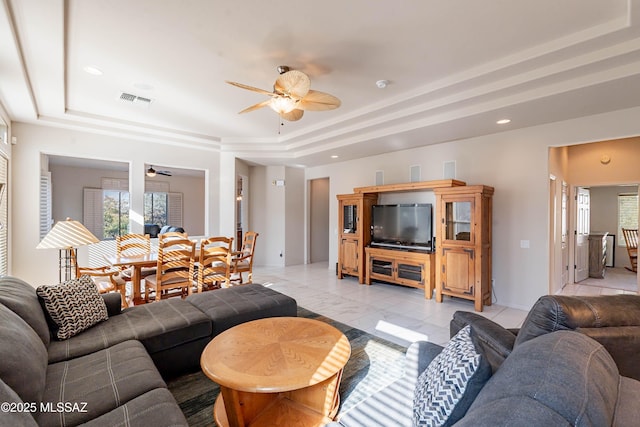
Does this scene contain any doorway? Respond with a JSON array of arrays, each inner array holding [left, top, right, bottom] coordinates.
[[309, 178, 329, 263], [574, 187, 590, 282]]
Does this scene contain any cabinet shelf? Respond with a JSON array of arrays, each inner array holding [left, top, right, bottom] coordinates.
[[365, 247, 435, 299]]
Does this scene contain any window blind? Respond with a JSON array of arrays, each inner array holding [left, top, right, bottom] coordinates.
[[39, 173, 52, 240]]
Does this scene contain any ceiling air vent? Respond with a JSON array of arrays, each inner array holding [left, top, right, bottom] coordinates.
[[118, 92, 153, 107]]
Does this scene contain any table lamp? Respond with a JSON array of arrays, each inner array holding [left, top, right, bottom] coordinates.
[[36, 218, 99, 282]]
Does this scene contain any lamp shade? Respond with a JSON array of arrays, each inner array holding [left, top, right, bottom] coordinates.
[[36, 218, 99, 250]]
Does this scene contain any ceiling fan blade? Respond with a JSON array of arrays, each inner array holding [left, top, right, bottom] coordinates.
[[299, 90, 341, 111], [157, 171, 172, 176], [226, 81, 275, 97], [280, 109, 304, 121], [274, 70, 310, 100], [238, 99, 272, 114]]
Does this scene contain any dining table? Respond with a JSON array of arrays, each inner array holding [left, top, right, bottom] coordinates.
[[105, 252, 158, 305], [105, 244, 236, 305]]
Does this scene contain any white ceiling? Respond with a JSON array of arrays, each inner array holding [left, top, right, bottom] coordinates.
[[2, 0, 640, 167]]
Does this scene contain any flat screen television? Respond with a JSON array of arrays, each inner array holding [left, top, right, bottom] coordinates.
[[371, 203, 433, 250]]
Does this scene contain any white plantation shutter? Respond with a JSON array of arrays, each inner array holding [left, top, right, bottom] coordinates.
[[83, 188, 104, 240], [39, 173, 53, 240], [168, 192, 183, 227], [101, 178, 128, 191], [0, 156, 8, 275]]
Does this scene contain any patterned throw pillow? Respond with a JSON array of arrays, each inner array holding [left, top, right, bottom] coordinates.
[[36, 275, 108, 340], [413, 325, 491, 427]]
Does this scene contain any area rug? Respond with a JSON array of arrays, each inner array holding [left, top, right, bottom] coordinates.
[[166, 307, 408, 426]]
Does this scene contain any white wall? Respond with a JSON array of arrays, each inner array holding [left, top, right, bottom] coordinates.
[[11, 122, 220, 285], [306, 106, 640, 310], [250, 165, 285, 267]]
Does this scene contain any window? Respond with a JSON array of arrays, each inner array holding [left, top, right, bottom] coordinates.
[[144, 192, 168, 226], [618, 193, 638, 246], [103, 190, 130, 239], [84, 186, 182, 240]]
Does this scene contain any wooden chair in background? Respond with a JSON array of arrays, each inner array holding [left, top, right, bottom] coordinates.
[[622, 228, 638, 273], [75, 264, 127, 307], [197, 236, 234, 292], [145, 232, 195, 302], [231, 231, 259, 285], [116, 233, 155, 298]]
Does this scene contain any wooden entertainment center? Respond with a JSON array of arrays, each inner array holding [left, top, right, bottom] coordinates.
[[337, 179, 494, 312]]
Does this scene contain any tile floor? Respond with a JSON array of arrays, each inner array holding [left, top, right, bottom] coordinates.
[[252, 262, 638, 348]]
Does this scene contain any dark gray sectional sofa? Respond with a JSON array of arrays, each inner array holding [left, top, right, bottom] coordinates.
[[332, 295, 640, 426], [0, 276, 297, 427]]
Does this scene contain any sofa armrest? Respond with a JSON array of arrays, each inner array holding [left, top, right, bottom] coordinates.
[[451, 311, 517, 373], [101, 293, 123, 316]]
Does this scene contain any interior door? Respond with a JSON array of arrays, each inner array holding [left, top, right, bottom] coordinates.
[[575, 187, 590, 282]]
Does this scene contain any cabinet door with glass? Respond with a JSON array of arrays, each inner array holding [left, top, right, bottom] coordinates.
[[440, 196, 474, 244], [337, 193, 377, 283]]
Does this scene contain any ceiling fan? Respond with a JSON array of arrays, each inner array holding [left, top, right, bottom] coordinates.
[[226, 66, 341, 121], [146, 165, 172, 177]]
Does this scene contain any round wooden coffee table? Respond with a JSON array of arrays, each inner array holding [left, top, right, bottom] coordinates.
[[201, 316, 351, 427]]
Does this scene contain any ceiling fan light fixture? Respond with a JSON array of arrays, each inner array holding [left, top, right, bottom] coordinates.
[[269, 96, 298, 114], [146, 166, 156, 177]]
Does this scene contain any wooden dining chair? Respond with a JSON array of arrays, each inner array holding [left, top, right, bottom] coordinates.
[[622, 228, 638, 273], [197, 236, 234, 292], [144, 232, 195, 302], [75, 264, 127, 307], [230, 231, 259, 285], [116, 233, 156, 277]]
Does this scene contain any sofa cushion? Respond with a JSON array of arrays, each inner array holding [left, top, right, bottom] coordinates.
[[47, 298, 211, 363], [0, 304, 48, 407], [186, 283, 297, 335], [458, 331, 620, 427], [413, 325, 491, 427], [612, 376, 640, 427], [36, 275, 109, 340], [77, 388, 188, 427], [0, 377, 39, 427], [35, 340, 166, 427], [0, 276, 51, 347]]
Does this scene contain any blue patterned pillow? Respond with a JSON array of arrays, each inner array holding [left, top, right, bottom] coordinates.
[[413, 325, 491, 426]]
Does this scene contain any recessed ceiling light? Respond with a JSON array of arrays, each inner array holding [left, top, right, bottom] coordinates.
[[331, 155, 339, 159], [83, 66, 103, 76], [376, 80, 389, 89], [496, 119, 511, 125]]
